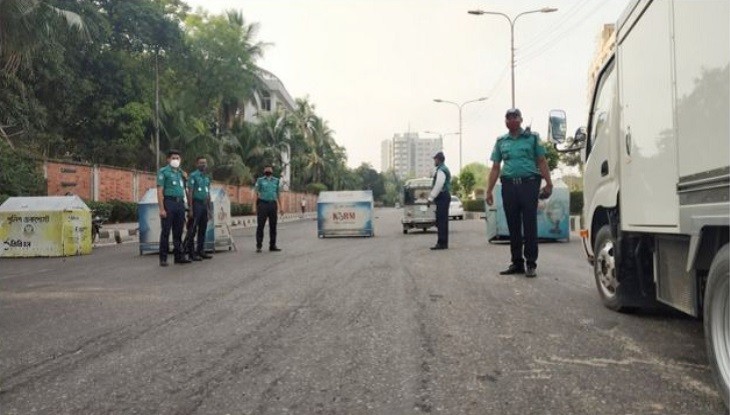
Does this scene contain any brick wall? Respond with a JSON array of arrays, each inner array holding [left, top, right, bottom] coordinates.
[[45, 161, 93, 200], [98, 167, 134, 202], [44, 160, 318, 214]]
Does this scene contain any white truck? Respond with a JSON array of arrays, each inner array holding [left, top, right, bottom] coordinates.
[[548, 0, 729, 406]]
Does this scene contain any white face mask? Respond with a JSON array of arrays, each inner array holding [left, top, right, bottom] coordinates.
[[170, 159, 181, 168]]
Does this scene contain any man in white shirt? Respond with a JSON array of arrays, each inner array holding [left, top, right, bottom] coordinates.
[[427, 151, 452, 250]]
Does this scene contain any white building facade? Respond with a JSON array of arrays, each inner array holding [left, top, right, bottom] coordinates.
[[385, 133, 443, 179]]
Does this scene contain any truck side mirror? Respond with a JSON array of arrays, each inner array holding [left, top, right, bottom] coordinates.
[[547, 110, 567, 144]]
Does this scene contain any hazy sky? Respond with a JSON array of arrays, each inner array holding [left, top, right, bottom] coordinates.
[[185, 0, 630, 171]]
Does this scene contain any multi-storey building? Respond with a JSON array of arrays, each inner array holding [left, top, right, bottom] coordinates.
[[384, 133, 443, 179], [587, 24, 616, 102]]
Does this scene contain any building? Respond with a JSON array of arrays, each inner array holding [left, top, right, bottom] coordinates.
[[385, 132, 443, 179], [381, 139, 393, 172], [587, 24, 616, 102], [241, 68, 297, 189]]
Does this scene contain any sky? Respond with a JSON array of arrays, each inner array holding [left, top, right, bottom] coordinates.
[[184, 0, 631, 172]]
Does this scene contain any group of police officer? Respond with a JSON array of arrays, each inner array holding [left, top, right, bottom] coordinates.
[[428, 108, 553, 278], [156, 150, 214, 266], [158, 107, 550, 273], [156, 151, 283, 267]]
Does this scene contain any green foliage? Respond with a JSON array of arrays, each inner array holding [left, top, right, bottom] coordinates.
[[543, 141, 560, 171], [462, 199, 485, 212], [0, 142, 46, 196], [459, 170, 476, 198], [1, 2, 359, 192], [86, 201, 112, 219], [306, 183, 328, 195], [0, 194, 9, 206], [108, 200, 138, 223], [231, 203, 253, 216], [570, 191, 584, 215], [459, 162, 490, 193]]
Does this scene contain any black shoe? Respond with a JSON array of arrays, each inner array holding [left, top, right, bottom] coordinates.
[[175, 257, 192, 264], [191, 255, 203, 261], [525, 266, 537, 278], [269, 246, 282, 252], [160, 259, 168, 267], [256, 247, 262, 253], [499, 264, 525, 275], [430, 245, 447, 250], [198, 253, 213, 259]]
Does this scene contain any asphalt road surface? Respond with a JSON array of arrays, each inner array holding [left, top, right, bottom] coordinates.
[[0, 209, 725, 414]]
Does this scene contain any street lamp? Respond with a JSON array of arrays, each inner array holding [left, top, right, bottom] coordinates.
[[468, 7, 557, 108], [432, 97, 488, 173]]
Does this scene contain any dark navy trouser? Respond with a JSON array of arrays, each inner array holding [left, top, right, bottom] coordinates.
[[501, 178, 540, 268], [160, 198, 185, 261], [435, 191, 450, 247], [186, 199, 209, 255], [256, 200, 278, 248]]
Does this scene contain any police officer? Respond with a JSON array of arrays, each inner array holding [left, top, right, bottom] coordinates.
[[157, 149, 191, 266], [186, 156, 213, 261], [254, 164, 283, 253], [486, 108, 553, 277], [427, 151, 451, 250]]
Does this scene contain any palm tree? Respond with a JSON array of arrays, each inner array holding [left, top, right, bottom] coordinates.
[[0, 0, 85, 74], [0, 0, 84, 147]]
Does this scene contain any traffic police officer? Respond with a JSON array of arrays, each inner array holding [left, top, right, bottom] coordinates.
[[486, 108, 553, 277], [427, 151, 451, 250], [157, 149, 191, 266], [254, 164, 283, 253], [186, 156, 213, 261]]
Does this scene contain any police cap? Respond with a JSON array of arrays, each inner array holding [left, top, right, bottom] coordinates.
[[505, 108, 522, 118]]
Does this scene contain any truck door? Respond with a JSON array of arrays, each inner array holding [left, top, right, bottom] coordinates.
[[618, 0, 679, 231]]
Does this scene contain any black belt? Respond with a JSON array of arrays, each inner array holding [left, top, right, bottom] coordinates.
[[258, 199, 277, 203], [501, 176, 540, 185], [192, 199, 207, 203], [164, 196, 184, 203]]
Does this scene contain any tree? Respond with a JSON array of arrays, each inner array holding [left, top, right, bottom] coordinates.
[[459, 170, 477, 198], [0, 142, 45, 197], [460, 162, 490, 194], [355, 163, 385, 200]]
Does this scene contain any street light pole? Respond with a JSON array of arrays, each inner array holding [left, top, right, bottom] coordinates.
[[433, 97, 488, 173], [468, 7, 557, 108]]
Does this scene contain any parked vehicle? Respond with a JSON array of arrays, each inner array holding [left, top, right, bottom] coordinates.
[[401, 178, 436, 234], [449, 196, 464, 220], [548, 0, 729, 406]]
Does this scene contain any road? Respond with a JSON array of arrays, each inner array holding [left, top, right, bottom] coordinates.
[[0, 209, 725, 414]]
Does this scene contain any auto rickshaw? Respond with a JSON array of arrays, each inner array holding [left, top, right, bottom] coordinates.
[[401, 178, 436, 234]]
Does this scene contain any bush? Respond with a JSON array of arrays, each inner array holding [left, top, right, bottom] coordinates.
[[231, 203, 253, 216], [86, 201, 112, 219], [570, 191, 584, 215], [462, 199, 485, 212], [0, 194, 9, 206], [108, 200, 138, 223]]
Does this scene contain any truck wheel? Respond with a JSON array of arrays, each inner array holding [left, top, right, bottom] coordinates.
[[704, 244, 730, 407], [593, 225, 633, 312], [403, 227, 408, 235]]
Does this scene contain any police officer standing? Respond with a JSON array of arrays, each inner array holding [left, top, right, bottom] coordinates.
[[186, 156, 213, 261], [486, 108, 553, 277], [157, 149, 191, 266], [254, 164, 283, 253], [427, 151, 451, 250]]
